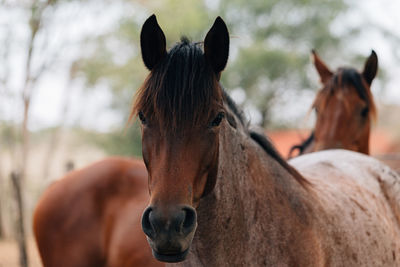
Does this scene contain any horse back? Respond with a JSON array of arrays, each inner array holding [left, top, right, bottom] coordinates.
[[33, 157, 161, 267], [290, 150, 400, 266]]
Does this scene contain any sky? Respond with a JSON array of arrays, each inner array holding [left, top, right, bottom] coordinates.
[[347, 0, 400, 103], [1, 0, 400, 132]]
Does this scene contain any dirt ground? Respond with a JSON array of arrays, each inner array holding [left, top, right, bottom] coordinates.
[[0, 239, 42, 267]]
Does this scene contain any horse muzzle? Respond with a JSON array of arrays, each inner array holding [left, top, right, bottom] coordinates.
[[141, 205, 197, 262]]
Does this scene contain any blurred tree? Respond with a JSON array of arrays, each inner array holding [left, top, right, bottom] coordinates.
[[0, 0, 91, 264], [76, 0, 382, 152], [218, 0, 350, 126], [78, 124, 143, 157], [76, 0, 213, 156], [10, 1, 59, 264], [41, 63, 77, 181], [77, 0, 351, 135]]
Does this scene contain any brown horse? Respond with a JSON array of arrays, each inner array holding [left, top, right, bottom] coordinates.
[[288, 52, 400, 173], [33, 157, 163, 267], [134, 15, 400, 265], [289, 50, 378, 157]]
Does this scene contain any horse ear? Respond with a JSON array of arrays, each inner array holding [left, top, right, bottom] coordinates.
[[204, 17, 229, 75], [362, 50, 378, 85], [140, 14, 167, 71], [311, 49, 333, 84]]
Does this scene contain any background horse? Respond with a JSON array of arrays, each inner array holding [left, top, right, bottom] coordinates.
[[289, 51, 400, 173], [135, 15, 400, 266], [33, 157, 163, 267], [289, 50, 378, 157]]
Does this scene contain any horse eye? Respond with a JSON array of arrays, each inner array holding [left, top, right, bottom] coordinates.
[[210, 112, 224, 127], [138, 111, 146, 124], [361, 107, 369, 118]]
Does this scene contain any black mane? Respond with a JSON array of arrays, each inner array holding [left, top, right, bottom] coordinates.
[[288, 132, 314, 158], [221, 87, 308, 186], [133, 37, 222, 133], [134, 37, 308, 186], [334, 68, 371, 106]]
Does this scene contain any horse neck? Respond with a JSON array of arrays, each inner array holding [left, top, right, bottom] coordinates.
[[189, 122, 315, 266], [359, 129, 370, 154]]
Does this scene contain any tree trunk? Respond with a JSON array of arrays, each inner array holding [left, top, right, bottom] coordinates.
[[11, 172, 29, 267], [0, 209, 4, 240], [10, 5, 41, 264], [42, 78, 74, 181], [0, 182, 4, 240]]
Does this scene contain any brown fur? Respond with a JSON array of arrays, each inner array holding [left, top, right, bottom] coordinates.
[[290, 50, 378, 157], [33, 157, 163, 267], [173, 104, 400, 266]]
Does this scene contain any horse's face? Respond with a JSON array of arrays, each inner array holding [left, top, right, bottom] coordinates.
[[313, 82, 370, 152], [134, 15, 229, 262], [139, 121, 221, 262], [311, 50, 377, 154], [140, 118, 222, 205]]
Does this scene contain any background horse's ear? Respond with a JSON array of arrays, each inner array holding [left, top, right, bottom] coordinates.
[[140, 14, 167, 71], [204, 17, 229, 76], [311, 49, 333, 84], [362, 50, 378, 85]]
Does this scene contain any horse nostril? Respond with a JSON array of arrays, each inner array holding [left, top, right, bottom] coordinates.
[[182, 206, 197, 235], [142, 205, 197, 238], [141, 207, 155, 239]]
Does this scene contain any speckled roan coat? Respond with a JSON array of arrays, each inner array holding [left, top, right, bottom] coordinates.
[[135, 15, 400, 267], [171, 116, 400, 266]]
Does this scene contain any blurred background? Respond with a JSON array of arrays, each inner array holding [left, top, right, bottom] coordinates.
[[1, 0, 400, 266]]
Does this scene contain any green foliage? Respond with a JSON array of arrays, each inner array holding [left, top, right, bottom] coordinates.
[[76, 0, 356, 153], [144, 0, 213, 43], [218, 0, 349, 125], [79, 123, 143, 157], [0, 123, 20, 149], [75, 0, 214, 155]]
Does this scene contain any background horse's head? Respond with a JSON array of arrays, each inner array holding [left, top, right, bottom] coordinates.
[[132, 15, 229, 262], [292, 50, 378, 156]]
